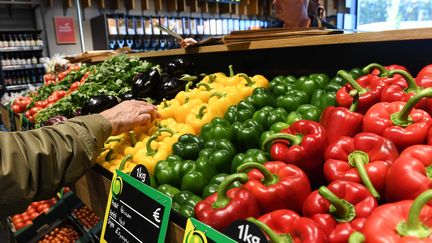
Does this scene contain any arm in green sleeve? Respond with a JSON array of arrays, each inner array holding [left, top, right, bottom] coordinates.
[[0, 114, 112, 217]]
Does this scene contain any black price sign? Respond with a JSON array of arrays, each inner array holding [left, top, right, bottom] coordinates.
[[101, 170, 171, 243], [130, 165, 151, 186], [225, 220, 268, 243]]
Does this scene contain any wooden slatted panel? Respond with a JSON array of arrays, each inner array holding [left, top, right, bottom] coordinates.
[[154, 0, 164, 11], [238, 0, 247, 15], [124, 0, 135, 9], [262, 0, 271, 17], [64, 0, 73, 8], [247, 0, 259, 15], [177, 0, 186, 11], [199, 2, 208, 13], [141, 0, 149, 10], [208, 2, 218, 14], [97, 0, 105, 8], [81, 0, 91, 8], [219, 3, 231, 14], [111, 0, 120, 10], [47, 0, 54, 7], [166, 0, 177, 11], [186, 0, 198, 12]]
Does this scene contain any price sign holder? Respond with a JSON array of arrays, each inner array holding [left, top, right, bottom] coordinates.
[[101, 169, 171, 243], [183, 218, 236, 243], [225, 220, 269, 243]]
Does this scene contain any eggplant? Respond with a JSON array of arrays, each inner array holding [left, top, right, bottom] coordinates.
[[43, 115, 68, 126], [119, 92, 135, 101], [132, 66, 161, 99], [157, 76, 188, 101], [81, 95, 119, 115], [165, 58, 196, 77]]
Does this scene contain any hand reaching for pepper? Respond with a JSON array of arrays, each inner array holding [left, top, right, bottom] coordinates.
[[100, 100, 159, 135], [179, 38, 198, 48]]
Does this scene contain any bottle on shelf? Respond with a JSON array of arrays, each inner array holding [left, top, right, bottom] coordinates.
[[8, 34, 15, 47], [31, 54, 38, 64], [36, 34, 43, 46], [26, 53, 32, 65], [30, 34, 36, 46]]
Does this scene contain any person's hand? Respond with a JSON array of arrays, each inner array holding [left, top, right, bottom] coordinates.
[[100, 100, 159, 135], [179, 38, 198, 48]]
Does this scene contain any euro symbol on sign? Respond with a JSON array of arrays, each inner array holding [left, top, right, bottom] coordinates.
[[153, 208, 161, 223]]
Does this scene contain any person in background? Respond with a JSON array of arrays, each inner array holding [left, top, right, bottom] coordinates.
[[0, 100, 158, 242], [180, 0, 332, 48]]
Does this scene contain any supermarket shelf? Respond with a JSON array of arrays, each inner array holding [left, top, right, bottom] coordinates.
[[2, 63, 44, 71], [4, 82, 42, 91], [0, 46, 44, 52]]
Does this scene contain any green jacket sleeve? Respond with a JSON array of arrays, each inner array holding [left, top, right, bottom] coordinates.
[[0, 114, 111, 217]]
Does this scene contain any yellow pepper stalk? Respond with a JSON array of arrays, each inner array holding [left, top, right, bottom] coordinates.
[[174, 98, 204, 123], [215, 65, 244, 87], [185, 105, 218, 134], [207, 91, 236, 117], [157, 99, 180, 120]]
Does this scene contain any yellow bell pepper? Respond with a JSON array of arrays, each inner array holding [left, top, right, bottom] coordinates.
[[207, 91, 236, 117], [157, 99, 180, 120], [251, 74, 269, 88], [174, 98, 203, 123], [185, 104, 218, 134]]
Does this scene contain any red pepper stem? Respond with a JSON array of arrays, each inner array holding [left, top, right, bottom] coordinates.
[[229, 65, 234, 77], [388, 70, 420, 93], [348, 232, 365, 243], [239, 73, 255, 87], [348, 151, 381, 200], [212, 173, 249, 209], [396, 189, 432, 238], [427, 166, 432, 180], [362, 63, 388, 77], [246, 217, 293, 243], [236, 162, 279, 186], [196, 105, 207, 119], [337, 70, 368, 95], [119, 154, 132, 171], [129, 131, 137, 147], [349, 90, 359, 112], [196, 82, 211, 91], [261, 133, 303, 151], [392, 88, 432, 126], [318, 186, 356, 222]]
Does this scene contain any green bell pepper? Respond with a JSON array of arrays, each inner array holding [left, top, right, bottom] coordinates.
[[172, 190, 202, 218], [275, 89, 310, 112], [324, 81, 342, 92], [310, 89, 336, 111], [154, 155, 195, 188], [224, 105, 237, 123], [269, 75, 296, 97], [157, 184, 180, 198], [231, 119, 264, 149], [198, 138, 237, 173], [252, 106, 288, 130], [200, 117, 232, 142], [295, 76, 322, 96], [224, 100, 256, 123], [231, 148, 270, 173], [309, 73, 330, 89], [246, 87, 275, 109], [181, 157, 217, 194], [286, 104, 322, 125], [172, 134, 204, 160], [269, 122, 290, 132], [202, 173, 242, 198]]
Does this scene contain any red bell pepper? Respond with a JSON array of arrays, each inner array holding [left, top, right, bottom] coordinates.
[[194, 173, 261, 231], [320, 91, 364, 144], [385, 145, 432, 203], [324, 132, 399, 200], [363, 63, 409, 87], [261, 120, 328, 187], [247, 209, 327, 243], [363, 88, 432, 151], [336, 70, 385, 114], [237, 161, 311, 214], [380, 69, 424, 103], [361, 190, 432, 242], [416, 64, 432, 88], [302, 180, 378, 243]]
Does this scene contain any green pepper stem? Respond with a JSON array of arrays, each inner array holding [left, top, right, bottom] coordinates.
[[146, 128, 174, 156], [179, 74, 198, 82], [392, 88, 432, 126], [362, 63, 388, 77], [213, 173, 248, 209], [239, 73, 255, 87], [210, 92, 226, 98], [318, 186, 356, 222], [208, 74, 216, 83], [185, 81, 193, 92], [162, 99, 168, 108], [229, 65, 234, 77], [105, 136, 122, 144], [348, 151, 380, 200], [196, 82, 211, 91], [337, 70, 367, 95], [105, 149, 113, 161], [196, 105, 207, 119], [349, 90, 359, 112], [129, 131, 137, 147], [427, 166, 432, 180], [348, 232, 366, 243], [261, 133, 303, 151], [119, 154, 132, 171], [388, 70, 420, 93], [236, 162, 278, 186], [396, 189, 432, 238], [247, 217, 293, 243]]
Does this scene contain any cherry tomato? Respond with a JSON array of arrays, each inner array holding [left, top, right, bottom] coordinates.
[[47, 95, 58, 104], [46, 102, 55, 108], [21, 215, 29, 222], [70, 81, 80, 91], [55, 90, 66, 99], [14, 222, 24, 230], [57, 70, 69, 81], [29, 107, 42, 116], [37, 204, 49, 212], [34, 101, 45, 108], [11, 104, 21, 113], [23, 220, 32, 226], [30, 212, 39, 220]]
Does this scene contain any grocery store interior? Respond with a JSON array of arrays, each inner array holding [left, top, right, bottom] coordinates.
[[1, 0, 432, 242]]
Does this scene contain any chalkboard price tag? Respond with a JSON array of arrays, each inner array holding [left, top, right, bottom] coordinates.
[[225, 220, 269, 243], [101, 170, 172, 243], [130, 165, 151, 186], [183, 218, 236, 243]]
